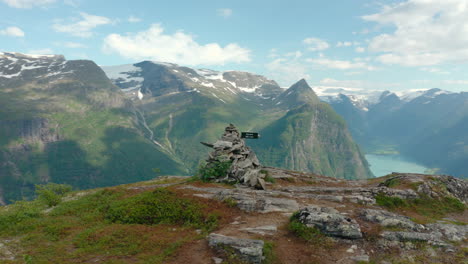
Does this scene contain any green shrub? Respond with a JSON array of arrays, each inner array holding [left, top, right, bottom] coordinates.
[[0, 200, 43, 233], [196, 160, 232, 182], [35, 183, 73, 207], [223, 197, 238, 208], [105, 188, 218, 231], [263, 241, 277, 264], [261, 169, 276, 184], [375, 193, 408, 209], [383, 177, 401, 188]]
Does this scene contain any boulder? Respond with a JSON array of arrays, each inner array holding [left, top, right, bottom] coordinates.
[[295, 206, 363, 239]]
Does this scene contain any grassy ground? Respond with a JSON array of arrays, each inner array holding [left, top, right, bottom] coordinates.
[[0, 180, 230, 263]]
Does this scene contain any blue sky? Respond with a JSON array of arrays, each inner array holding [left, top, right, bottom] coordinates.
[[1, 0, 468, 92]]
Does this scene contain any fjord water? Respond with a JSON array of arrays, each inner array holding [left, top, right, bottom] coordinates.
[[365, 154, 429, 177]]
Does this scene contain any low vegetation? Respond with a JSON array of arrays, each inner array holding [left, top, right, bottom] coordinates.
[[35, 183, 73, 207], [196, 160, 232, 182], [376, 193, 465, 223], [106, 188, 219, 231], [0, 184, 222, 263]]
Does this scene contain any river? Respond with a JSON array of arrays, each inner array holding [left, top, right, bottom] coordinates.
[[365, 154, 429, 177]]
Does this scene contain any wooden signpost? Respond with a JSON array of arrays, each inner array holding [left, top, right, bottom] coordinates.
[[241, 132, 260, 139]]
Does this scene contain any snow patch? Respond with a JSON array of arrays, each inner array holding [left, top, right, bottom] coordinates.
[[137, 89, 144, 100], [201, 82, 215, 88]]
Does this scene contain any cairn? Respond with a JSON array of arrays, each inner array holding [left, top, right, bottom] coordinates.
[[201, 124, 266, 189]]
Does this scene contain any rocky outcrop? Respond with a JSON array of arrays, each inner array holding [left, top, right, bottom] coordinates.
[[360, 209, 425, 231], [426, 223, 468, 242], [294, 206, 363, 239], [201, 124, 265, 189], [215, 189, 299, 213], [418, 175, 468, 203], [208, 233, 264, 264], [241, 225, 277, 236], [379, 173, 468, 203]]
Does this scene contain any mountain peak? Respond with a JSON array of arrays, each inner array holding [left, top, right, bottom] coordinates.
[[275, 78, 320, 107], [289, 78, 310, 90]]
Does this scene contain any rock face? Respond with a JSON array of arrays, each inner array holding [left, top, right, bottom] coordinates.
[[201, 124, 265, 189], [294, 206, 363, 239], [208, 233, 264, 264]]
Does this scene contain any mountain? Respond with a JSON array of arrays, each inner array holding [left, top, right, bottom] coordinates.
[[252, 80, 372, 179], [102, 62, 373, 180], [0, 53, 372, 203], [0, 52, 185, 204], [322, 87, 468, 178]]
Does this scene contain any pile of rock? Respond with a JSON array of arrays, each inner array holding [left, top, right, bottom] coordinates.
[[201, 124, 266, 189]]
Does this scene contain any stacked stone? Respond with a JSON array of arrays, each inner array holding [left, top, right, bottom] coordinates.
[[201, 124, 266, 189]]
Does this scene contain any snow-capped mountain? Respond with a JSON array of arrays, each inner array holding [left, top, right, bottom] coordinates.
[[101, 61, 283, 103], [314, 86, 454, 112], [0, 52, 71, 82]]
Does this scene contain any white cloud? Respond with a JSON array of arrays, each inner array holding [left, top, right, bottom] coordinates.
[[217, 8, 232, 18], [63, 42, 87, 48], [303, 37, 329, 51], [268, 48, 278, 58], [28, 48, 54, 54], [285, 51, 302, 59], [265, 58, 310, 87], [336, 41, 352, 47], [355, 47, 365, 53], [420, 67, 450, 74], [363, 0, 468, 66], [306, 58, 376, 71], [128, 15, 141, 23], [102, 24, 251, 66], [319, 78, 400, 89], [0, 26, 24, 37], [1, 0, 56, 8], [443, 80, 468, 85], [53, 12, 112, 38]]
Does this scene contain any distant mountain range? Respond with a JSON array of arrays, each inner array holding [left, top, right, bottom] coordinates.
[[0, 52, 372, 203], [322, 86, 468, 178]]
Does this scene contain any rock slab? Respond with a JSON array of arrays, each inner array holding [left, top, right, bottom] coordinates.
[[208, 233, 264, 264], [295, 206, 363, 239]]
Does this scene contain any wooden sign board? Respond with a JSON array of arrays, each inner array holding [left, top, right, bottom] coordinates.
[[241, 132, 260, 139]]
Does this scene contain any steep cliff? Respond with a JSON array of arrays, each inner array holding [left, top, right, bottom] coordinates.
[[252, 80, 372, 179]]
